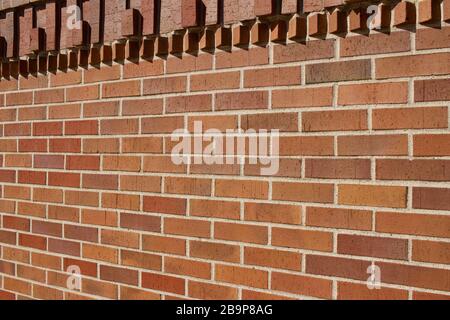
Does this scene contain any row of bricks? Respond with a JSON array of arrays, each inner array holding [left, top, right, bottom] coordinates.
[[0, 226, 449, 297], [1, 268, 449, 300], [0, 23, 448, 81], [0, 273, 448, 300], [0, 174, 450, 209], [0, 0, 449, 62], [0, 104, 448, 132], [0, 105, 448, 134], [0, 77, 448, 107], [1, 230, 448, 281], [1, 132, 450, 156], [3, 154, 450, 181], [1, 201, 449, 240]]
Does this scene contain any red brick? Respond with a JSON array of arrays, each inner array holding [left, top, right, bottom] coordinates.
[[141, 116, 184, 134], [215, 222, 268, 244], [34, 89, 64, 104], [216, 47, 269, 69], [65, 120, 98, 135], [241, 112, 299, 132], [216, 264, 268, 289], [303, 110, 368, 132], [190, 199, 240, 220], [413, 187, 450, 211], [338, 282, 408, 300], [272, 227, 333, 252], [339, 82, 408, 105], [66, 85, 99, 102], [376, 212, 450, 238], [101, 230, 139, 249], [83, 101, 119, 118], [305, 158, 371, 179], [48, 172, 80, 188], [306, 207, 372, 231], [271, 272, 332, 299], [32, 220, 62, 238], [338, 234, 408, 260], [123, 59, 164, 79], [82, 174, 118, 190], [49, 138, 81, 153], [84, 65, 121, 83], [416, 26, 450, 50], [190, 241, 240, 263], [306, 255, 371, 281], [338, 135, 408, 156], [48, 238, 80, 256], [166, 95, 212, 113], [306, 60, 371, 83], [19, 234, 47, 251], [188, 281, 238, 300], [142, 272, 185, 295], [216, 91, 268, 111], [373, 107, 448, 130], [34, 155, 64, 169], [244, 66, 301, 88], [122, 98, 163, 116], [100, 265, 138, 286], [66, 156, 100, 171], [377, 159, 450, 181], [341, 31, 410, 57], [191, 71, 240, 91], [18, 170, 46, 185], [244, 247, 301, 271], [143, 76, 187, 95], [272, 87, 333, 108], [244, 202, 301, 224], [102, 80, 141, 98], [215, 179, 269, 200], [414, 134, 450, 156], [377, 53, 450, 79], [339, 184, 407, 208], [273, 39, 335, 64], [102, 192, 140, 211], [415, 79, 450, 102], [143, 196, 186, 215], [142, 235, 186, 255], [413, 240, 450, 265], [377, 262, 450, 292], [272, 182, 334, 203]]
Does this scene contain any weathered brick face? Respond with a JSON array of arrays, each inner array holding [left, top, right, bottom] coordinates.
[[0, 0, 449, 301]]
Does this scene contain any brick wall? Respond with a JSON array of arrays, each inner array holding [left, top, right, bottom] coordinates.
[[0, 0, 449, 300]]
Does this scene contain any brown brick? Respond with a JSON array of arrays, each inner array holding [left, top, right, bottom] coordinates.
[[415, 79, 450, 102], [339, 184, 407, 208], [303, 110, 368, 132], [338, 234, 408, 260], [271, 272, 332, 299], [305, 158, 371, 179], [373, 107, 448, 130], [306, 60, 371, 83], [376, 212, 450, 238], [272, 227, 333, 252], [414, 134, 450, 156], [339, 82, 408, 105], [338, 135, 408, 156], [272, 182, 334, 203], [413, 187, 450, 211], [377, 159, 450, 181]]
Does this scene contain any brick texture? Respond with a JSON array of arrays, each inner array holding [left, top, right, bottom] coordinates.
[[0, 0, 449, 302]]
